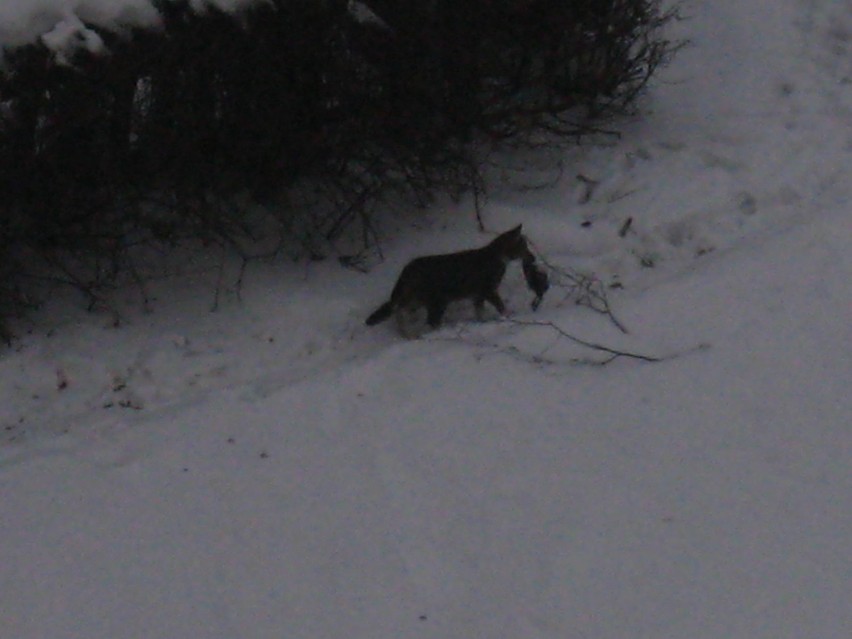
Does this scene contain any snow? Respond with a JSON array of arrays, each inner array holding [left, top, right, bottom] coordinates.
[[39, 12, 106, 65], [0, 1, 160, 52], [2, 0, 852, 638], [0, 0, 268, 57]]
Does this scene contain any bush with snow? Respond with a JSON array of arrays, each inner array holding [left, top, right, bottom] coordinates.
[[0, 0, 680, 333]]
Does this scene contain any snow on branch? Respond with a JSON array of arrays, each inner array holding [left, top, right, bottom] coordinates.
[[40, 14, 106, 66], [0, 0, 271, 54]]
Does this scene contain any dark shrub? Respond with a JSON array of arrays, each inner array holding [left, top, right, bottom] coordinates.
[[0, 0, 680, 332]]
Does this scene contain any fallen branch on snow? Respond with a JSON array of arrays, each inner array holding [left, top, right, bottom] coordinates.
[[501, 318, 661, 364], [426, 318, 708, 368]]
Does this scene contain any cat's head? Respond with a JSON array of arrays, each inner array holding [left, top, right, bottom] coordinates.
[[492, 224, 530, 261]]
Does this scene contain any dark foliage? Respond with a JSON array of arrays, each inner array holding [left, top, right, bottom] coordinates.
[[0, 0, 680, 334]]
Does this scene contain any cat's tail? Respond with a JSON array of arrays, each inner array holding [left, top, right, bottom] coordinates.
[[365, 301, 394, 326]]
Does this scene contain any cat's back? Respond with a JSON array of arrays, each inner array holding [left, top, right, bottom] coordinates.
[[402, 246, 497, 279], [393, 246, 501, 302]]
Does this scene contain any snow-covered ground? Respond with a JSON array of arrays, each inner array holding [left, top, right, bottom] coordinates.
[[3, 1, 852, 637]]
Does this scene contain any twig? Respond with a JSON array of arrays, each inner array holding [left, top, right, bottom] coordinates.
[[472, 166, 486, 232], [211, 241, 228, 313], [525, 239, 629, 334], [501, 318, 661, 363], [426, 319, 691, 369], [576, 173, 600, 204]]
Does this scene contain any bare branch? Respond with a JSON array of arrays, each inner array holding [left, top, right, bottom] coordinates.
[[525, 239, 629, 334], [427, 317, 708, 369], [501, 318, 661, 364]]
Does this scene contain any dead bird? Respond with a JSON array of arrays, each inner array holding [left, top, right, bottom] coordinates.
[[522, 254, 549, 311]]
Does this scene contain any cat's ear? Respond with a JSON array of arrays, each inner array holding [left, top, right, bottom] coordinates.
[[510, 224, 523, 235]]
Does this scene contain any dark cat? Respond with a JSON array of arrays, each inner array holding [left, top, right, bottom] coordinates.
[[366, 224, 532, 332]]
